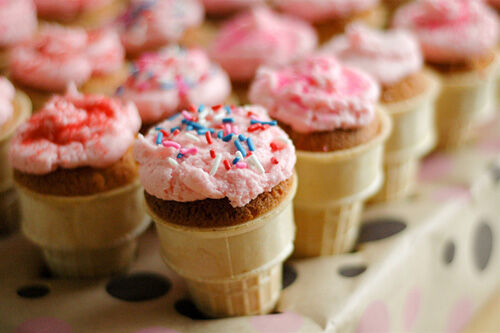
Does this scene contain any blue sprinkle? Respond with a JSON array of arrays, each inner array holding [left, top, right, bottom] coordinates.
[[177, 153, 184, 159], [197, 105, 205, 113], [146, 71, 154, 79], [246, 137, 255, 151], [222, 118, 234, 123], [155, 132, 163, 145], [186, 125, 194, 131], [208, 128, 215, 134], [181, 119, 188, 124], [197, 129, 208, 135], [170, 126, 180, 133], [155, 126, 165, 131], [115, 86, 124, 96], [222, 134, 234, 142], [225, 105, 232, 114], [232, 157, 241, 165], [168, 113, 180, 121], [250, 119, 277, 126], [217, 130, 224, 139], [160, 82, 176, 90], [238, 134, 246, 142], [234, 140, 247, 157], [186, 121, 205, 130]]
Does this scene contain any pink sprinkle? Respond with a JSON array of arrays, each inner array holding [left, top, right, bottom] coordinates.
[[180, 147, 198, 155], [232, 125, 239, 135], [163, 141, 181, 149], [224, 123, 232, 136], [235, 162, 248, 169], [182, 111, 193, 121], [137, 82, 150, 91]]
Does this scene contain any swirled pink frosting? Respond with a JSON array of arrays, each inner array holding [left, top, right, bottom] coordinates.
[[273, 0, 380, 23], [249, 55, 380, 133], [0, 77, 15, 128], [118, 46, 231, 124], [202, 0, 264, 14], [9, 91, 141, 175], [87, 29, 125, 75], [0, 0, 37, 48], [119, 0, 204, 55], [33, 0, 113, 20], [322, 23, 423, 86], [134, 104, 296, 207], [210, 6, 317, 82], [393, 0, 499, 63]]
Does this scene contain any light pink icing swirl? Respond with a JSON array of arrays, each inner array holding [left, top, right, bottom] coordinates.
[[210, 6, 317, 82], [118, 46, 231, 124], [134, 104, 296, 207], [393, 0, 499, 63], [202, 0, 264, 14], [322, 23, 423, 86], [249, 54, 380, 133], [0, 77, 15, 128], [273, 0, 380, 23], [87, 29, 125, 75], [9, 91, 141, 175], [33, 0, 113, 20], [119, 0, 204, 55], [0, 0, 37, 48]]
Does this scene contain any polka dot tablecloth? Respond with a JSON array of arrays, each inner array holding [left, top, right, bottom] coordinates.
[[1, 124, 500, 332]]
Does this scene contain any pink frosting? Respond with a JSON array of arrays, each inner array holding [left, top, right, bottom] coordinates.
[[202, 0, 264, 14], [134, 104, 296, 207], [119, 0, 204, 55], [0, 77, 15, 128], [0, 0, 37, 48], [33, 0, 113, 20], [9, 90, 141, 175], [393, 0, 499, 63], [118, 46, 231, 124], [249, 55, 380, 133], [273, 0, 380, 23], [322, 23, 423, 86], [87, 29, 125, 75], [210, 6, 317, 82]]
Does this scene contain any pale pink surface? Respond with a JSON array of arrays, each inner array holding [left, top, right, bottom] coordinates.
[[119, 46, 231, 124], [119, 0, 204, 55], [355, 300, 391, 333], [134, 105, 296, 207], [250, 312, 304, 333], [210, 6, 317, 82], [9, 25, 92, 92], [87, 28, 125, 75], [34, 0, 112, 20], [322, 23, 423, 86], [273, 0, 380, 23], [0, 0, 37, 48], [0, 77, 15, 128], [202, 0, 264, 14], [393, 0, 499, 63], [9, 91, 140, 175], [249, 55, 380, 133]]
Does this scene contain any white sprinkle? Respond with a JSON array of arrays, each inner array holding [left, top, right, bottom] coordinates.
[[168, 157, 178, 167], [248, 154, 265, 174], [235, 151, 244, 160], [210, 155, 222, 176], [185, 132, 201, 142], [277, 137, 289, 145], [198, 107, 209, 120], [214, 112, 226, 121]]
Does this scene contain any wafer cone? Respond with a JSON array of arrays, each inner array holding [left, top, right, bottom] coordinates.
[[0, 49, 9, 74], [432, 54, 499, 150], [17, 180, 149, 278], [0, 91, 31, 232], [293, 109, 391, 258], [371, 71, 440, 203], [148, 175, 297, 317]]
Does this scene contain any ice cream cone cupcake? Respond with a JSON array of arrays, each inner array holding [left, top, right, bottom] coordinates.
[[135, 104, 297, 317], [0, 77, 31, 233], [393, 0, 500, 150], [9, 89, 148, 278], [117, 0, 204, 58], [323, 24, 441, 202], [116, 46, 232, 132], [209, 6, 317, 103], [250, 55, 391, 257], [8, 24, 127, 111], [272, 0, 388, 44], [0, 0, 37, 72]]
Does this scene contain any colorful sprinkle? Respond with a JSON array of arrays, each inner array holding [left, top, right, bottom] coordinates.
[[225, 105, 232, 114], [168, 113, 180, 121], [156, 132, 164, 145], [172, 129, 180, 136], [212, 104, 222, 110], [182, 111, 194, 121], [234, 140, 247, 157], [222, 118, 234, 123], [248, 124, 262, 132], [170, 126, 180, 133], [210, 155, 222, 176], [271, 157, 279, 165], [248, 154, 265, 174], [168, 157, 178, 167], [232, 157, 241, 165], [180, 147, 198, 156], [185, 132, 200, 142], [236, 162, 248, 169], [270, 140, 287, 151], [250, 119, 277, 126], [235, 151, 244, 160], [246, 138, 255, 151], [163, 141, 181, 149], [205, 132, 212, 144], [177, 153, 184, 159], [210, 149, 216, 158], [217, 130, 224, 139], [197, 105, 205, 113], [223, 159, 231, 170], [222, 133, 234, 142], [238, 134, 246, 142]]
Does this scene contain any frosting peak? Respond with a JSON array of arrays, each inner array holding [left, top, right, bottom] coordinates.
[[0, 0, 37, 48], [0, 77, 15, 128], [249, 54, 380, 133], [322, 23, 423, 85]]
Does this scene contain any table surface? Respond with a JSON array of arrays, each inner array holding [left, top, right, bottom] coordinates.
[[464, 289, 500, 333]]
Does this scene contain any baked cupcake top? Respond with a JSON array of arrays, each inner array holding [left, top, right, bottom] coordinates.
[[273, 0, 380, 23], [134, 104, 296, 207], [201, 0, 264, 14], [322, 23, 423, 86], [393, 0, 499, 63], [210, 6, 317, 82], [117, 46, 231, 125], [0, 0, 37, 48], [249, 55, 380, 133], [118, 0, 204, 55], [0, 77, 15, 129], [33, 0, 112, 20], [9, 89, 140, 175], [9, 24, 125, 91]]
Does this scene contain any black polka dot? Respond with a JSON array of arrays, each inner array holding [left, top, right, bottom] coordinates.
[[338, 264, 367, 277], [489, 163, 500, 184], [357, 218, 407, 243], [473, 222, 494, 272], [282, 263, 297, 289], [106, 272, 171, 302], [443, 241, 455, 265], [174, 298, 213, 320], [39, 265, 53, 279], [17, 284, 50, 298]]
